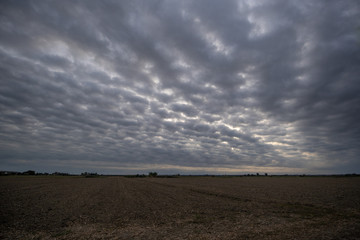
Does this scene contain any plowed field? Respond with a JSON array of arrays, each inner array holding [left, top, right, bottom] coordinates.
[[1, 176, 360, 239]]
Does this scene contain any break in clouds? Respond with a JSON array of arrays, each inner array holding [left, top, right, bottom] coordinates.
[[0, 0, 359, 174]]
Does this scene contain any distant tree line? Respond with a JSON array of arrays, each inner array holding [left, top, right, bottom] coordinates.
[[81, 172, 99, 177], [0, 170, 70, 176], [125, 172, 182, 178], [148, 172, 158, 177], [1, 170, 359, 177]]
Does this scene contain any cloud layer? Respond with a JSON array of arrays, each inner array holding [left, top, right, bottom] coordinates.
[[1, 0, 359, 174]]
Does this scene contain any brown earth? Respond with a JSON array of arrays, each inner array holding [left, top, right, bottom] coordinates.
[[1, 176, 360, 239]]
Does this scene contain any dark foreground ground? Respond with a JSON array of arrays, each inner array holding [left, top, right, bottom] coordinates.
[[1, 176, 360, 239]]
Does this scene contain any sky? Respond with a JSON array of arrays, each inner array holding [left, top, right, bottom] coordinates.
[[0, 0, 359, 175]]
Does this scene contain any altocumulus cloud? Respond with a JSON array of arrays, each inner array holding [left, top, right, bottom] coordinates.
[[0, 0, 359, 174]]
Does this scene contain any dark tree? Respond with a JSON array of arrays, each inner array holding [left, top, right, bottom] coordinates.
[[148, 172, 158, 177]]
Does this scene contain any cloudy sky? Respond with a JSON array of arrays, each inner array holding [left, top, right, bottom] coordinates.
[[1, 0, 359, 175]]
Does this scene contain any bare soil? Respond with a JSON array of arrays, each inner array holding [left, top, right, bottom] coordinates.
[[1, 176, 359, 239]]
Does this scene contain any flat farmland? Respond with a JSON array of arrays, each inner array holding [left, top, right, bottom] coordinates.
[[1, 176, 360, 239]]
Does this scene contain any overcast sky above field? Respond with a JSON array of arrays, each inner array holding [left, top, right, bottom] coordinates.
[[1, 0, 359, 174]]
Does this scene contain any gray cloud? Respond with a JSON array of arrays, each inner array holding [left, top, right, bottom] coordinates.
[[1, 0, 359, 174]]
